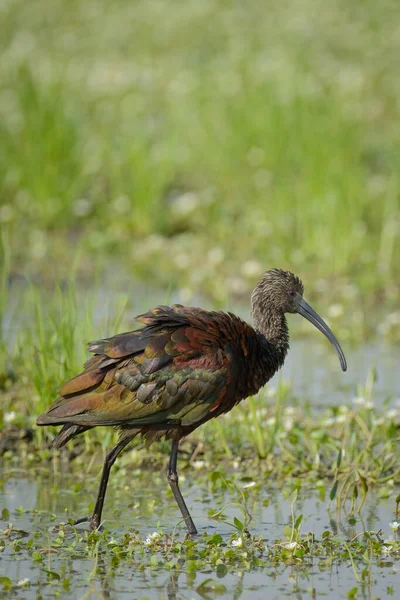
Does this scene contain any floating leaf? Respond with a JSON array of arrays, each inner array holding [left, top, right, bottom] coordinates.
[[44, 570, 60, 581], [0, 577, 12, 590], [186, 559, 197, 572], [31, 551, 43, 561], [150, 555, 158, 567], [197, 578, 227, 594]]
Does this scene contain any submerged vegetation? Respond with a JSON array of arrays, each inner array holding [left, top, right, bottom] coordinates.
[[1, 465, 400, 597]]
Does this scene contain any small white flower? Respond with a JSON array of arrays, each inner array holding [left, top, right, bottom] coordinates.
[[243, 481, 256, 489], [283, 417, 294, 430], [352, 396, 373, 409], [353, 396, 365, 406], [231, 537, 243, 548], [172, 192, 199, 215], [149, 531, 160, 539], [386, 409, 399, 420], [384, 537, 395, 545], [255, 408, 268, 419], [389, 521, 399, 532], [17, 579, 30, 587], [193, 460, 205, 469], [4, 411, 16, 424], [144, 531, 161, 545], [284, 541, 298, 550]]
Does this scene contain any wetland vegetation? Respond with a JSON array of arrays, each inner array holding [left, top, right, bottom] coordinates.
[[1, 0, 400, 598]]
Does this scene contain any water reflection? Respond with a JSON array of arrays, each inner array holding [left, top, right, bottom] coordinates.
[[0, 470, 399, 600]]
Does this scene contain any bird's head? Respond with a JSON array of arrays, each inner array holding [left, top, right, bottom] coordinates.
[[251, 268, 347, 371]]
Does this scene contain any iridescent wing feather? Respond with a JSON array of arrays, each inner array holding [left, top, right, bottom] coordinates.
[[37, 306, 234, 431]]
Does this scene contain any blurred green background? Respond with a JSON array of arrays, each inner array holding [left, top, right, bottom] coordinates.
[[1, 0, 400, 335]]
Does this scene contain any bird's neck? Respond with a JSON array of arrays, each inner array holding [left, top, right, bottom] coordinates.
[[252, 309, 290, 359], [233, 310, 289, 400]]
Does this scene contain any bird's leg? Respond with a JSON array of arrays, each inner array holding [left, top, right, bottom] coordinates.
[[167, 439, 198, 535], [73, 434, 136, 530]]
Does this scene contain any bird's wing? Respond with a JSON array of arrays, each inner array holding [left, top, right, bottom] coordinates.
[[37, 305, 235, 428]]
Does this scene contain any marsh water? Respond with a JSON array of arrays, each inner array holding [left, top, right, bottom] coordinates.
[[1, 464, 399, 600]]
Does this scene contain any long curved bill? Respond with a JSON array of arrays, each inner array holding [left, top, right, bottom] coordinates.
[[295, 295, 347, 371]]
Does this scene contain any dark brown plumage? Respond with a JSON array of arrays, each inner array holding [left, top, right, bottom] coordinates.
[[37, 268, 347, 534]]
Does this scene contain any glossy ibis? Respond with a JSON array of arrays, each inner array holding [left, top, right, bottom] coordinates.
[[37, 269, 347, 534]]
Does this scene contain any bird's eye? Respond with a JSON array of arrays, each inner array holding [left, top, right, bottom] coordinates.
[[289, 291, 296, 296]]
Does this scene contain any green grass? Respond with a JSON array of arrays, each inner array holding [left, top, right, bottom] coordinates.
[[0, 0, 400, 315], [0, 230, 11, 384]]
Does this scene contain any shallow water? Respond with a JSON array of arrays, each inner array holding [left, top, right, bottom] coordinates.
[[1, 467, 399, 600], [283, 338, 400, 408]]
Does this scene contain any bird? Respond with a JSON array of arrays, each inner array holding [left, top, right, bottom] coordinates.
[[37, 268, 347, 535]]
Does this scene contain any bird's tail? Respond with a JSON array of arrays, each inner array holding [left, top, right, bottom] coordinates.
[[51, 424, 92, 449]]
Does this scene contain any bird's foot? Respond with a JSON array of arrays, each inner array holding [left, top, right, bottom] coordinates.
[[71, 515, 103, 531], [185, 522, 198, 536]]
